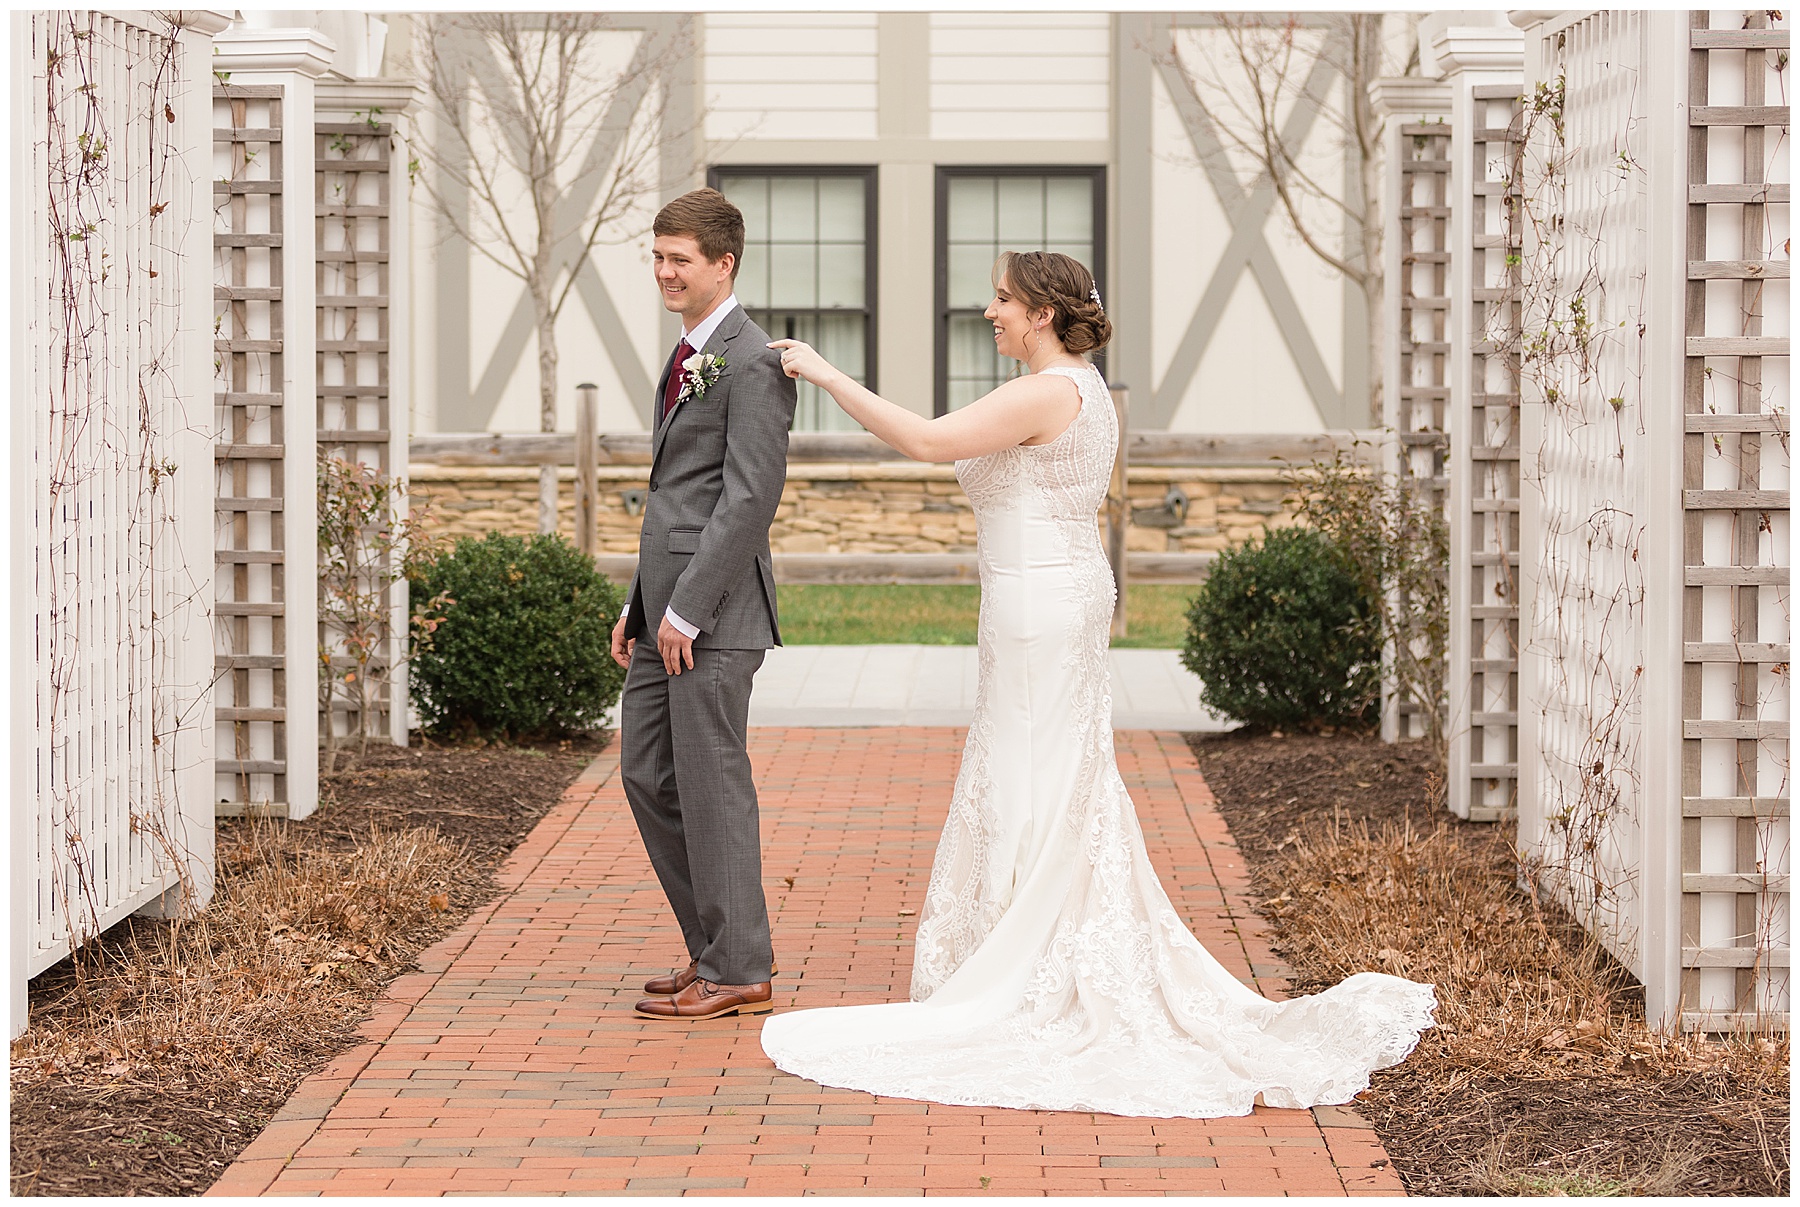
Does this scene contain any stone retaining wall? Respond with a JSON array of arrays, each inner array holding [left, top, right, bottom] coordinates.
[[408, 463, 1300, 555]]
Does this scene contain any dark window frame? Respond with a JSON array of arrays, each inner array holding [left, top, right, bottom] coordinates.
[[933, 165, 1107, 416], [707, 163, 879, 395]]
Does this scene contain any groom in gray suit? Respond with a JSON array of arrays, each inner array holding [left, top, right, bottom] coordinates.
[[609, 188, 796, 1020]]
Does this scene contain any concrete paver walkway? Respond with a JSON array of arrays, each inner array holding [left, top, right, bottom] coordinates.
[[211, 729, 1401, 1197], [599, 645, 1233, 732]]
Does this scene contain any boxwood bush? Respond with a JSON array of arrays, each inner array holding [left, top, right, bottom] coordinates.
[[409, 532, 624, 739], [1180, 525, 1380, 731]]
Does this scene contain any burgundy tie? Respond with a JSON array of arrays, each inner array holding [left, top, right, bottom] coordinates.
[[662, 338, 694, 422]]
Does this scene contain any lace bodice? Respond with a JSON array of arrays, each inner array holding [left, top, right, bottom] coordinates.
[[954, 364, 1117, 519]]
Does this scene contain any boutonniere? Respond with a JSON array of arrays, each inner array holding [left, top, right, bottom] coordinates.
[[678, 352, 726, 406]]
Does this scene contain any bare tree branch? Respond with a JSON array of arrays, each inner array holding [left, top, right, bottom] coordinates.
[[1157, 12, 1421, 416], [409, 13, 702, 531]]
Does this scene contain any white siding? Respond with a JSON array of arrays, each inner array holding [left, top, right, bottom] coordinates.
[[472, 238, 661, 436], [1174, 274, 1326, 434], [704, 14, 879, 142], [418, 24, 670, 436], [929, 13, 1110, 141], [1152, 36, 1344, 432]]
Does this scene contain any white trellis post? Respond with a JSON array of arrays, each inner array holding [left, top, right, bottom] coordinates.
[[316, 78, 419, 749], [1439, 25, 1525, 823], [1369, 76, 1452, 746], [1671, 10, 1789, 1031], [211, 26, 333, 820]]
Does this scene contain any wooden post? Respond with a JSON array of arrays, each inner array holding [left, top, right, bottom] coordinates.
[[1106, 383, 1129, 638], [574, 382, 598, 557]]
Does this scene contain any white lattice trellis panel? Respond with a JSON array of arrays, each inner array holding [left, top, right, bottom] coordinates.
[[214, 84, 294, 814], [1379, 88, 1453, 746], [13, 11, 217, 1004], [1517, 8, 1788, 1033], [1449, 85, 1524, 823], [1518, 8, 1665, 997], [316, 99, 408, 749], [1680, 9, 1790, 1031]]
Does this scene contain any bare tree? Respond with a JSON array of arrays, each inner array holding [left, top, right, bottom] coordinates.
[[412, 14, 694, 531], [1161, 14, 1419, 415]]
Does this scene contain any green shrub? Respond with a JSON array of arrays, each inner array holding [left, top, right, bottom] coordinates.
[[1180, 526, 1380, 731], [408, 532, 624, 739]]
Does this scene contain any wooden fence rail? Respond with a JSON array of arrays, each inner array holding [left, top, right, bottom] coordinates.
[[409, 429, 1384, 469]]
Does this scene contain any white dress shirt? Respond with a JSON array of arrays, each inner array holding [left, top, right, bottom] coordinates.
[[626, 293, 742, 642], [676, 292, 739, 364]]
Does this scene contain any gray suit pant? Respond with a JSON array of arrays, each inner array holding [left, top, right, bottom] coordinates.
[[620, 640, 772, 986]]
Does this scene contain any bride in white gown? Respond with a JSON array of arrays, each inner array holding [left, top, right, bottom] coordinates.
[[762, 251, 1435, 1119]]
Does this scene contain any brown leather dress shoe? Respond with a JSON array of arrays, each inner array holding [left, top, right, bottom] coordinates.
[[643, 960, 697, 996], [643, 959, 778, 995], [635, 978, 774, 1020]]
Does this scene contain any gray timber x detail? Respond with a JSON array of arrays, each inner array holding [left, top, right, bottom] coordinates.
[[464, 18, 683, 428], [1151, 45, 1345, 429]]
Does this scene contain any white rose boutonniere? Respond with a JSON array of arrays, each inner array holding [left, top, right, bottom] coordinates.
[[678, 351, 727, 406]]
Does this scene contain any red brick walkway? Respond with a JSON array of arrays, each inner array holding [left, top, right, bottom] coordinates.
[[210, 729, 1403, 1197]]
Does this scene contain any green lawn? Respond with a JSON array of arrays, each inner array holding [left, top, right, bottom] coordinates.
[[776, 583, 1196, 649]]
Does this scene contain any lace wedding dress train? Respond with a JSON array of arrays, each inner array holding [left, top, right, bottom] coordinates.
[[759, 366, 1436, 1118]]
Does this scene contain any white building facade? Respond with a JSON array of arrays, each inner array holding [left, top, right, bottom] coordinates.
[[402, 12, 1384, 438]]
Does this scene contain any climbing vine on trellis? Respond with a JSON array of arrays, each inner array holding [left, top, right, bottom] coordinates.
[[1287, 448, 1451, 759], [314, 99, 416, 765], [317, 456, 444, 773], [1501, 66, 1651, 939], [38, 11, 203, 950]]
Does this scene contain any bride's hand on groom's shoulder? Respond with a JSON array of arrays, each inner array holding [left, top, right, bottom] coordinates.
[[768, 339, 835, 387]]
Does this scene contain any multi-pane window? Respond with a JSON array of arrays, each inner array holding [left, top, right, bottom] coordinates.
[[713, 168, 876, 432], [936, 168, 1105, 414]]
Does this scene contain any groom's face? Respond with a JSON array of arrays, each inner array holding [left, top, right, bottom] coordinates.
[[652, 233, 735, 326]]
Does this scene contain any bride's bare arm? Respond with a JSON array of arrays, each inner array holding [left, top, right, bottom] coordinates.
[[768, 339, 1080, 463]]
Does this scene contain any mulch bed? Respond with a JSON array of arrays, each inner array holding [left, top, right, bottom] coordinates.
[[1190, 728, 1790, 1197], [306, 736, 604, 864], [9, 734, 605, 1198]]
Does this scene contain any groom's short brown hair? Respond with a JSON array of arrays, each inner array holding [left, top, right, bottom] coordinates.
[[654, 188, 744, 279]]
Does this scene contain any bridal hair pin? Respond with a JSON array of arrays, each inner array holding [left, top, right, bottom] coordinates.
[[1088, 284, 1104, 312]]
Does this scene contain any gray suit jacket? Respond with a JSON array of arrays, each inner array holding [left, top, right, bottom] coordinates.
[[623, 307, 796, 649]]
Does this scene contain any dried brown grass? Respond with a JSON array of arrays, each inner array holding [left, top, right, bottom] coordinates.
[[1193, 730, 1787, 1194], [12, 820, 475, 1092], [1461, 1130, 1711, 1197], [1263, 816, 1789, 1091]]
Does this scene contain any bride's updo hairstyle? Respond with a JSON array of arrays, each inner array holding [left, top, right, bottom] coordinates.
[[994, 250, 1113, 356]]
